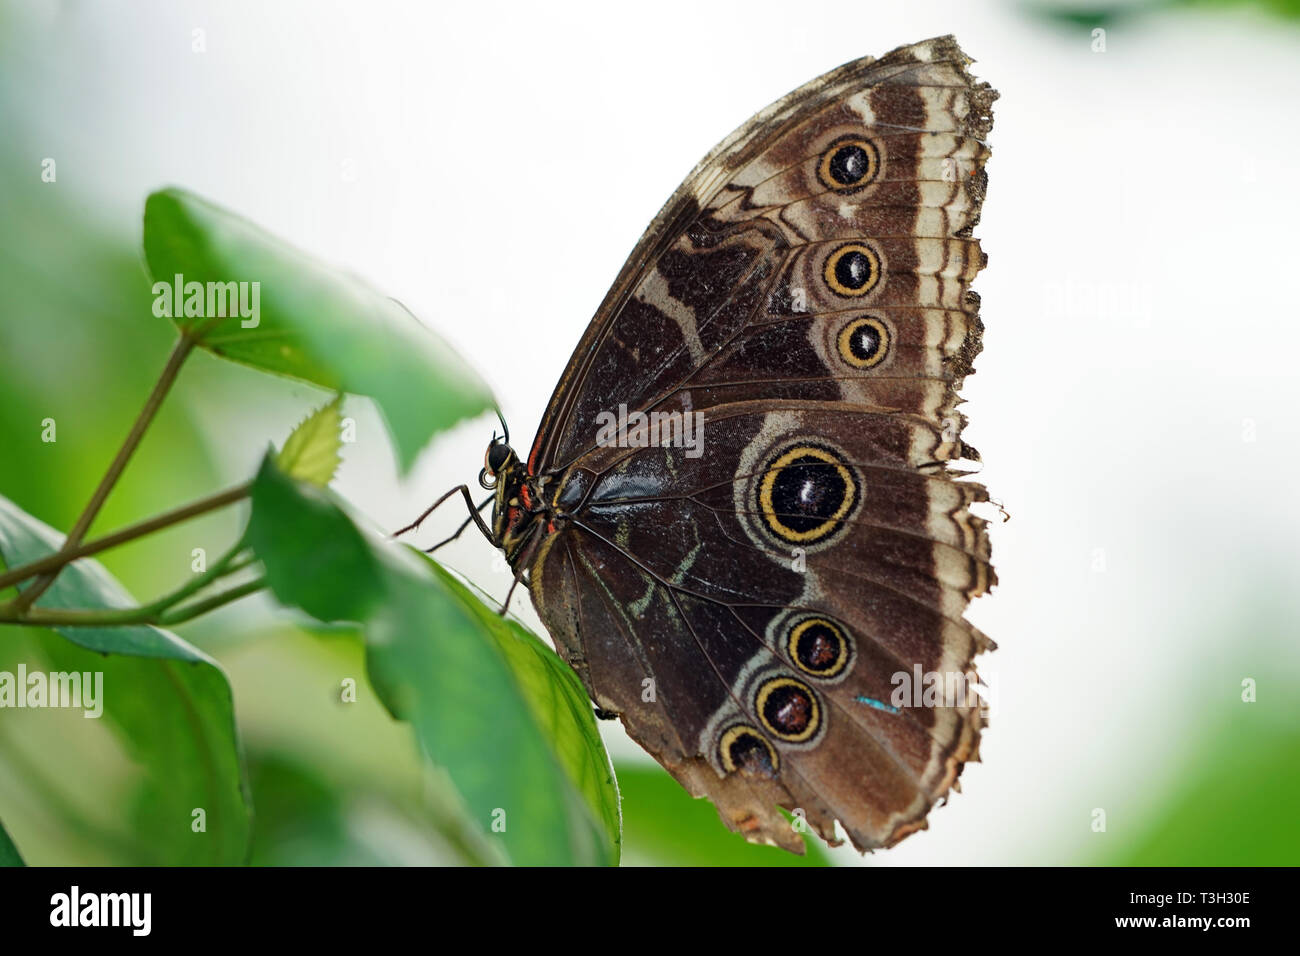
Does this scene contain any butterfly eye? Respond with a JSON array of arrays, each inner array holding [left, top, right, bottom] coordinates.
[[818, 137, 879, 193], [823, 243, 882, 297], [754, 677, 822, 743], [837, 316, 890, 369], [718, 724, 779, 775], [485, 442, 512, 475]]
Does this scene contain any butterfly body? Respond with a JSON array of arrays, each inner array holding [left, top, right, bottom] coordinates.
[[484, 445, 541, 562], [482, 35, 997, 853]]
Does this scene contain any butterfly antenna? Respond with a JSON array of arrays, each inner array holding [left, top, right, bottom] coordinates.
[[495, 408, 510, 446]]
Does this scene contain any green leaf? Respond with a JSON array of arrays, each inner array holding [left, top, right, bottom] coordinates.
[[231, 624, 506, 866], [277, 395, 343, 487], [246, 456, 618, 865], [0, 495, 252, 865], [1106, 700, 1300, 866], [142, 188, 495, 472], [245, 455, 385, 623], [364, 572, 611, 865], [419, 562, 621, 862], [615, 762, 832, 866], [1023, 0, 1300, 29], [0, 817, 24, 867]]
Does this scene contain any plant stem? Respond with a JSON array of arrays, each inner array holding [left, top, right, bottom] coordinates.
[[131, 541, 251, 618], [14, 334, 197, 611], [2, 605, 164, 627], [0, 539, 256, 627], [0, 482, 250, 593], [215, 552, 258, 578], [1, 575, 266, 629], [159, 577, 267, 626]]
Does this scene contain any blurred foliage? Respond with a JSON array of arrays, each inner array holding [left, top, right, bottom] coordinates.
[[1024, 0, 1300, 27], [0, 115, 258, 863], [0, 132, 229, 603], [223, 622, 508, 867], [1097, 595, 1300, 866], [247, 752, 389, 866], [0, 502, 251, 864], [143, 188, 494, 473], [0, 122, 621, 864], [616, 763, 830, 866], [246, 458, 619, 864], [0, 168, 624, 864], [1111, 708, 1300, 865], [246, 750, 498, 866], [0, 816, 23, 866]]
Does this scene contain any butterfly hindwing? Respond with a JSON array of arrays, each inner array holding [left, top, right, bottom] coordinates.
[[531, 400, 992, 850]]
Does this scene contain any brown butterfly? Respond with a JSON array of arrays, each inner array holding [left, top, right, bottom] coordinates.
[[405, 35, 997, 853]]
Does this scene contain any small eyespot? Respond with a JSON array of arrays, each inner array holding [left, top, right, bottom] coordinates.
[[719, 724, 779, 775], [786, 617, 852, 679], [754, 677, 821, 743], [823, 243, 881, 297], [817, 137, 879, 194], [837, 316, 890, 369]]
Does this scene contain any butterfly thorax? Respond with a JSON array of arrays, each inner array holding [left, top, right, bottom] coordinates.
[[485, 442, 551, 565]]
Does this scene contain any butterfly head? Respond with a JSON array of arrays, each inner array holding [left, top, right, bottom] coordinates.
[[481, 438, 515, 486], [479, 414, 540, 559], [479, 409, 517, 491]]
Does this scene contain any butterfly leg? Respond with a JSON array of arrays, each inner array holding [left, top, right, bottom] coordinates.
[[421, 493, 496, 553], [391, 486, 494, 550]]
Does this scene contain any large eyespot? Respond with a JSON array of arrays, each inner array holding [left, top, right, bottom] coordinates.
[[786, 617, 852, 679], [823, 243, 881, 297], [837, 316, 890, 369], [756, 443, 860, 545], [817, 137, 879, 194], [719, 724, 779, 775], [754, 677, 821, 743]]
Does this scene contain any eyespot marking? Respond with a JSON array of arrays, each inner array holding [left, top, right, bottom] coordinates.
[[837, 316, 890, 369], [754, 676, 821, 743], [823, 242, 882, 297], [719, 723, 779, 775], [817, 136, 880, 194], [787, 616, 852, 679], [756, 444, 860, 545]]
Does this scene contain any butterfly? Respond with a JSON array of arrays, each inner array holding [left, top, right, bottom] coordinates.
[[405, 35, 997, 853]]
